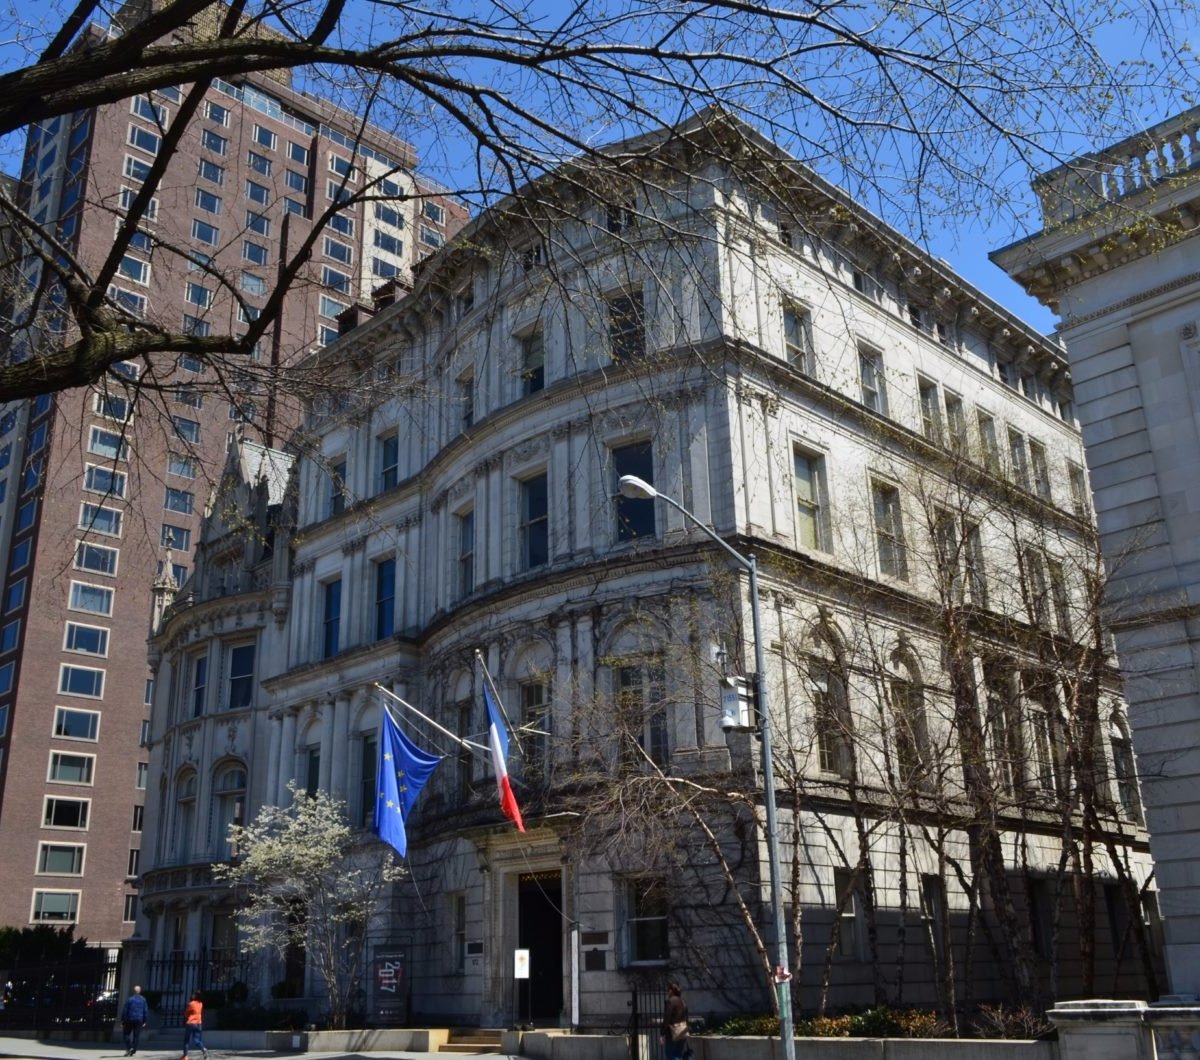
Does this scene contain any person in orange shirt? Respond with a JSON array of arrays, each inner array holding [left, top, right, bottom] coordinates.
[[182, 992, 208, 1060]]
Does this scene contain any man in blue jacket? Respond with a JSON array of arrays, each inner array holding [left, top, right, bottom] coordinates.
[[120, 985, 149, 1056]]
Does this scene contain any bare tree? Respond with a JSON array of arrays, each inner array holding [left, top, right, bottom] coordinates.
[[0, 0, 1194, 400]]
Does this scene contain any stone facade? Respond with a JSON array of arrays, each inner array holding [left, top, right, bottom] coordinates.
[[140, 114, 1160, 1027], [994, 106, 1200, 999]]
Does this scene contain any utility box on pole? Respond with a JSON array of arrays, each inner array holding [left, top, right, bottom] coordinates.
[[720, 675, 755, 732]]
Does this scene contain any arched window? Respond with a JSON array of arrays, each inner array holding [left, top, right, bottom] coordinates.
[[174, 770, 197, 862], [211, 765, 246, 858], [1109, 718, 1142, 823], [888, 645, 930, 790], [807, 620, 852, 779]]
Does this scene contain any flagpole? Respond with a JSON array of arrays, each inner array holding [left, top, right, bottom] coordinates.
[[373, 683, 489, 754], [475, 650, 523, 754]]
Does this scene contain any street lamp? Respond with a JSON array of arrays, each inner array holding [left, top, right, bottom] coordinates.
[[618, 474, 795, 1059]]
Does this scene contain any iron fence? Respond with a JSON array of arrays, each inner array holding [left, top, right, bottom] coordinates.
[[142, 951, 255, 1028], [629, 977, 668, 1060], [0, 948, 121, 1032]]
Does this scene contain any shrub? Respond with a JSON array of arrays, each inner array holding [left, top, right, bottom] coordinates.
[[973, 1004, 1054, 1040], [716, 1014, 779, 1036]]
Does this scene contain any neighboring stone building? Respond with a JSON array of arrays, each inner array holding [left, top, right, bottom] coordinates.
[[994, 108, 1200, 999], [0, 51, 464, 943], [141, 112, 1160, 1028]]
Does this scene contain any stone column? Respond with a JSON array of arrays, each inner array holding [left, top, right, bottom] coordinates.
[[330, 693, 350, 799], [264, 711, 282, 808], [318, 698, 335, 793], [278, 708, 297, 802]]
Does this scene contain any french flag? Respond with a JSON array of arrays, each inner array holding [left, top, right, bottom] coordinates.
[[484, 683, 525, 832]]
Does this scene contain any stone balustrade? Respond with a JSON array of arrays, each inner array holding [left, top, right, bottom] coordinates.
[[1034, 106, 1200, 225]]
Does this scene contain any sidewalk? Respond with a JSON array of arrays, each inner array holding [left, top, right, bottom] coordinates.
[[0, 1038, 519, 1060]]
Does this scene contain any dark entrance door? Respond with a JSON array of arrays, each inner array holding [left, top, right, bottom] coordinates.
[[517, 871, 563, 1023]]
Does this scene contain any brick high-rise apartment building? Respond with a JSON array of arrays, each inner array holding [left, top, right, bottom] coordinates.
[[0, 58, 465, 944]]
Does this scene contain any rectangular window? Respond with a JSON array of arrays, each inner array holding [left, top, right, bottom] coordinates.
[[198, 159, 225, 187], [136, 763, 147, 791], [201, 129, 227, 155], [185, 281, 213, 307], [253, 125, 277, 150], [918, 377, 942, 443], [32, 890, 80, 922], [329, 213, 354, 236], [4, 578, 25, 613], [1048, 558, 1072, 636], [38, 843, 85, 875], [132, 805, 144, 832], [191, 655, 208, 717], [59, 664, 104, 699], [872, 481, 907, 579], [625, 879, 668, 964], [423, 201, 445, 224], [520, 473, 549, 569], [174, 384, 202, 409], [69, 582, 113, 616], [246, 210, 270, 236], [83, 465, 127, 499], [205, 100, 229, 126], [793, 449, 825, 550], [247, 150, 272, 175], [944, 391, 966, 449], [95, 391, 132, 422], [421, 225, 444, 249], [834, 868, 864, 959], [323, 237, 352, 264], [617, 663, 668, 768], [288, 142, 309, 164], [327, 180, 353, 204], [373, 230, 402, 256], [117, 188, 158, 222], [195, 187, 221, 214], [118, 255, 150, 285], [227, 643, 255, 709], [168, 453, 197, 478], [161, 524, 192, 551], [127, 848, 140, 876], [858, 346, 886, 414], [375, 202, 404, 228], [977, 411, 1000, 470], [1068, 462, 1089, 517], [322, 266, 350, 293], [328, 459, 347, 517], [246, 179, 270, 205], [8, 539, 30, 572], [458, 376, 474, 429], [285, 169, 308, 193], [372, 257, 399, 280], [241, 272, 267, 296], [43, 797, 89, 829], [164, 487, 194, 514], [64, 623, 108, 657], [457, 510, 475, 598], [1030, 440, 1051, 500], [783, 303, 814, 370], [320, 294, 347, 319], [613, 442, 655, 542], [124, 155, 152, 183], [127, 125, 160, 155], [323, 579, 342, 658], [53, 707, 99, 741], [608, 290, 645, 362], [282, 197, 306, 216], [1008, 427, 1030, 489], [48, 751, 95, 784], [173, 416, 201, 443], [329, 155, 356, 179], [374, 558, 395, 639], [377, 433, 399, 491], [1, 618, 21, 653], [79, 503, 122, 537], [243, 240, 269, 266], [521, 330, 545, 395]]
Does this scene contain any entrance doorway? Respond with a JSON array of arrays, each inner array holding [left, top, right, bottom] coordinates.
[[517, 871, 563, 1023]]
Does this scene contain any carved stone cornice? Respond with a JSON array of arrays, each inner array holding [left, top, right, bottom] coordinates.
[[342, 535, 368, 556]]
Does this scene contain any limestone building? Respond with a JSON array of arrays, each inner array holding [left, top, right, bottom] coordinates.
[[140, 112, 1161, 1026], [994, 107, 1200, 998]]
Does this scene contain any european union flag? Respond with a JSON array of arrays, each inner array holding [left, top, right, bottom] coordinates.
[[374, 707, 442, 857]]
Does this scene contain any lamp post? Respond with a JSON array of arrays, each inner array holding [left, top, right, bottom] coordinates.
[[618, 474, 795, 1060]]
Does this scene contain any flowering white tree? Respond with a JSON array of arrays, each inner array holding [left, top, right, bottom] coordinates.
[[212, 784, 404, 1029]]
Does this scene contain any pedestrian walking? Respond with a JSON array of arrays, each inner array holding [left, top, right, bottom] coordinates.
[[181, 991, 208, 1060], [120, 985, 148, 1056], [661, 981, 690, 1060]]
